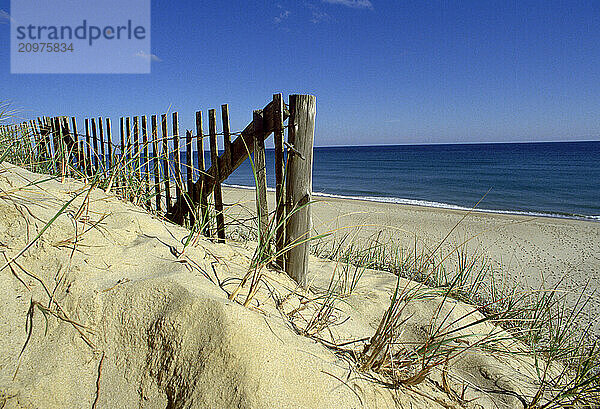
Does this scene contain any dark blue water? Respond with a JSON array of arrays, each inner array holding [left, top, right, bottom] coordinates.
[[184, 142, 600, 220]]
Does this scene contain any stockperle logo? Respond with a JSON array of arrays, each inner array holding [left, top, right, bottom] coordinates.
[[10, 0, 151, 74]]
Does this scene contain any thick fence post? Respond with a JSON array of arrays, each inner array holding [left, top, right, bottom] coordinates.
[[253, 110, 269, 253], [273, 93, 285, 270], [284, 94, 316, 288]]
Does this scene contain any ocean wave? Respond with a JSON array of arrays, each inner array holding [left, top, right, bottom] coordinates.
[[224, 183, 276, 192], [222, 184, 599, 222]]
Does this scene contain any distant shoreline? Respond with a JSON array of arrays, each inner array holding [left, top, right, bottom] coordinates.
[[223, 183, 600, 223]]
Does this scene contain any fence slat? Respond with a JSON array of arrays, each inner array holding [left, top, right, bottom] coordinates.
[[273, 93, 286, 270], [28, 120, 38, 158], [44, 117, 54, 164], [71, 117, 81, 172], [53, 117, 65, 178], [37, 118, 50, 163], [186, 129, 193, 224], [151, 115, 161, 212], [209, 109, 225, 242], [119, 117, 126, 190], [221, 104, 232, 170], [58, 118, 65, 174], [196, 111, 209, 236], [84, 119, 92, 176], [91, 118, 99, 173], [28, 121, 35, 163], [253, 110, 269, 252], [48, 117, 59, 173], [161, 114, 171, 212], [34, 118, 42, 159], [98, 117, 105, 171], [142, 115, 150, 209], [106, 118, 113, 170], [126, 117, 132, 190], [172, 112, 182, 218], [133, 116, 140, 183], [79, 140, 86, 179], [285, 94, 316, 288], [60, 117, 72, 177]]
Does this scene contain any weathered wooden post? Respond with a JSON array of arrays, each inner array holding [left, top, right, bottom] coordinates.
[[71, 117, 80, 171], [133, 116, 140, 181], [253, 110, 269, 252], [195, 111, 210, 236], [186, 129, 193, 222], [273, 93, 286, 270], [52, 117, 66, 179], [98, 117, 105, 171], [125, 117, 132, 177], [221, 104, 232, 170], [91, 118, 99, 173], [48, 117, 59, 174], [172, 112, 183, 217], [161, 114, 171, 212], [37, 118, 50, 163], [284, 94, 316, 288], [85, 118, 92, 176], [106, 118, 113, 170], [151, 115, 161, 212], [142, 116, 151, 209], [60, 117, 73, 177], [209, 109, 226, 242], [28, 120, 38, 158], [119, 117, 126, 190]]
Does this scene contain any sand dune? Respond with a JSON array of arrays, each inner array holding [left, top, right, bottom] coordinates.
[[0, 163, 588, 408]]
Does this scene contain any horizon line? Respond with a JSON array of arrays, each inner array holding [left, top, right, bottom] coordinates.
[[311, 139, 600, 148], [187, 139, 600, 152]]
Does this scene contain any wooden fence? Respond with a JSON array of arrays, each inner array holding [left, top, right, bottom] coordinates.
[[0, 94, 316, 286]]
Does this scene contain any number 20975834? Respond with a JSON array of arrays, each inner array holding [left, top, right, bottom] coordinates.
[[18, 43, 74, 52]]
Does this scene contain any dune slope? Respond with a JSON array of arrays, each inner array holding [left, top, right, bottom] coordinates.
[[0, 163, 545, 409]]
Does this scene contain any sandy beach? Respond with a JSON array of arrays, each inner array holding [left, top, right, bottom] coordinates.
[[223, 186, 600, 327]]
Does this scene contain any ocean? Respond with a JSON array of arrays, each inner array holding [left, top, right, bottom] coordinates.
[[187, 141, 600, 221]]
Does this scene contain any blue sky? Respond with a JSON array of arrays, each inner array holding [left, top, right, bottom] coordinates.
[[1, 0, 599, 146]]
